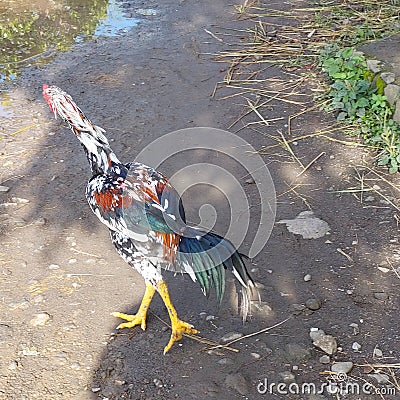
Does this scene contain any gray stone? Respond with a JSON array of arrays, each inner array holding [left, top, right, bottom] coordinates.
[[393, 99, 400, 124], [225, 372, 250, 395], [310, 328, 325, 342], [373, 348, 383, 358], [384, 84, 400, 106], [381, 72, 396, 84], [279, 371, 296, 384], [331, 361, 353, 374], [303, 274, 312, 282], [219, 332, 243, 344], [374, 292, 389, 300], [29, 312, 52, 327], [312, 332, 337, 355], [368, 373, 390, 384], [305, 298, 321, 311], [366, 59, 382, 73], [0, 186, 10, 193], [319, 355, 330, 364], [352, 341, 362, 351]]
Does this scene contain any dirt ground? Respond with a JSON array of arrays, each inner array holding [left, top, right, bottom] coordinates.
[[1, 1, 400, 399]]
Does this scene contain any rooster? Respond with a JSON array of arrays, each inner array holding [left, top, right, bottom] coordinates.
[[42, 85, 256, 353]]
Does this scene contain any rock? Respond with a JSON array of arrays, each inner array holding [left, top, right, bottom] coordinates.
[[225, 373, 250, 395], [303, 274, 312, 282], [251, 352, 261, 359], [114, 379, 125, 386], [374, 292, 388, 300], [291, 303, 306, 315], [284, 343, 313, 362], [219, 332, 243, 344], [277, 211, 330, 239], [153, 378, 163, 388], [48, 264, 60, 270], [349, 323, 359, 335], [331, 361, 353, 374], [11, 197, 30, 204], [8, 360, 18, 370], [381, 72, 395, 84], [319, 355, 330, 364], [312, 330, 337, 355], [368, 373, 390, 384], [394, 99, 400, 124], [310, 328, 325, 342], [245, 177, 255, 184], [0, 186, 9, 193], [373, 348, 383, 358], [305, 298, 321, 311], [384, 84, 400, 106], [29, 312, 52, 327], [366, 59, 382, 73], [352, 341, 362, 351], [279, 371, 296, 384]]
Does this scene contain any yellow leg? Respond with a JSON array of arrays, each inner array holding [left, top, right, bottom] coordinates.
[[112, 281, 156, 330], [157, 280, 199, 354]]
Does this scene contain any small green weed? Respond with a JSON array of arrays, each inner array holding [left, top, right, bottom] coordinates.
[[320, 45, 400, 173]]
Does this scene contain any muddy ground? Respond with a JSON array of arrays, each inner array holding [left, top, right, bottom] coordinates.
[[1, 1, 399, 399]]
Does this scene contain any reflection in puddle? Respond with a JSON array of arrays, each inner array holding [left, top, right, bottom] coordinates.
[[0, 0, 147, 82], [94, 0, 140, 37], [0, 94, 14, 118]]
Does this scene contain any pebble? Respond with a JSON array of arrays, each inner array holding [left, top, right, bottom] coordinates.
[[291, 303, 306, 315], [53, 352, 68, 366], [374, 292, 388, 300], [305, 298, 321, 311], [225, 372, 250, 395], [114, 379, 125, 386], [30, 313, 52, 327], [11, 197, 30, 204], [153, 378, 163, 388], [8, 360, 18, 370], [251, 352, 261, 359], [303, 274, 312, 282], [373, 348, 383, 358], [368, 373, 389, 384], [245, 177, 255, 184], [279, 371, 296, 384], [219, 332, 243, 344], [0, 186, 9, 193], [331, 361, 353, 374], [319, 355, 330, 364], [352, 342, 362, 351], [349, 323, 359, 335], [48, 264, 60, 270], [311, 329, 337, 355]]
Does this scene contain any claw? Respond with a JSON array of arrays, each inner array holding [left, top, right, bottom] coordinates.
[[112, 311, 147, 330], [164, 319, 199, 354]]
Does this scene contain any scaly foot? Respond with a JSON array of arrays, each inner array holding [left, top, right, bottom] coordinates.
[[164, 319, 199, 354], [112, 311, 148, 330]]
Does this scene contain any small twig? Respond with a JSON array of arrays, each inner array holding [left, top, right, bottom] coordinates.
[[296, 151, 325, 178]]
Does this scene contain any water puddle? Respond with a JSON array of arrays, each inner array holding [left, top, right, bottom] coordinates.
[[0, 0, 154, 82], [0, 93, 14, 118]]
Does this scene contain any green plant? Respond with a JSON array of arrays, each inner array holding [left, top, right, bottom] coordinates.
[[320, 45, 400, 173]]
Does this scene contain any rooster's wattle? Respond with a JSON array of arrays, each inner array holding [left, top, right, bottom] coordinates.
[[42, 84, 256, 353]]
